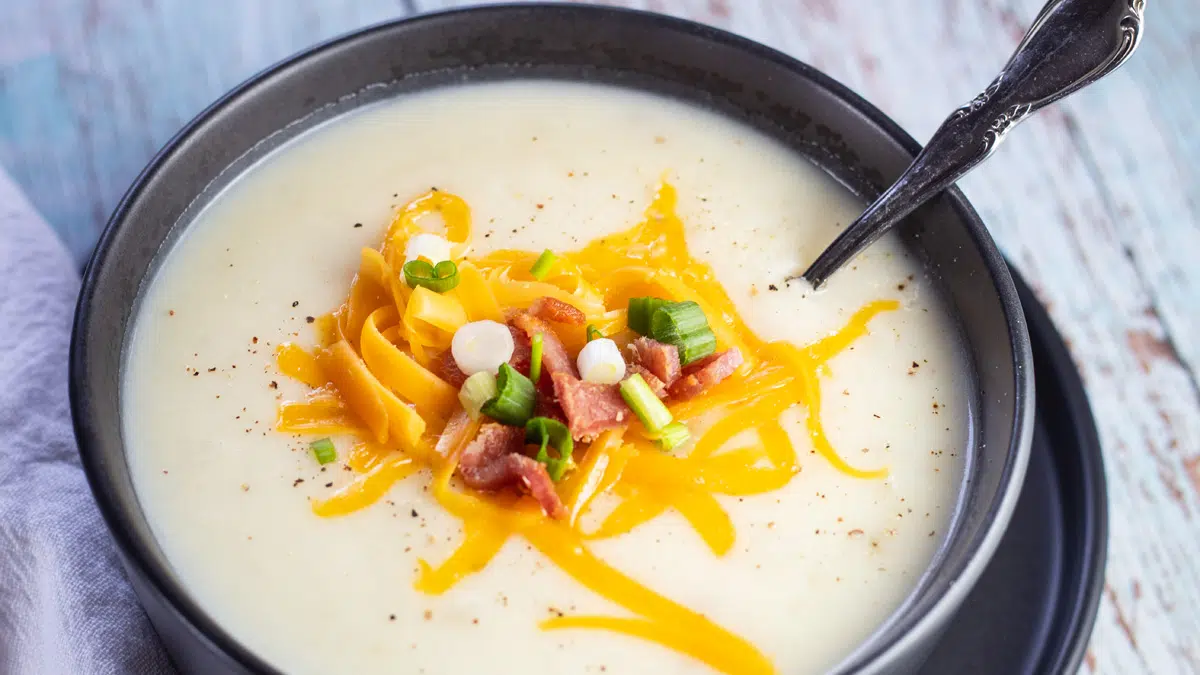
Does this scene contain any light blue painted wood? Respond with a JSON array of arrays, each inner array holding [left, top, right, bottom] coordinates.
[[0, 0, 414, 260], [2, 0, 1197, 672]]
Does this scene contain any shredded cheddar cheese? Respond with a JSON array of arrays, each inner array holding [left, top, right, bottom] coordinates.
[[274, 181, 899, 675]]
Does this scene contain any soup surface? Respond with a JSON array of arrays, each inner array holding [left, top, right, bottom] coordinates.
[[124, 81, 968, 675]]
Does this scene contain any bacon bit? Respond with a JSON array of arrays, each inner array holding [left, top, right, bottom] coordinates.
[[627, 363, 667, 398], [628, 337, 681, 386], [457, 423, 566, 519], [553, 372, 630, 441], [507, 325, 532, 374], [535, 392, 569, 424], [667, 348, 744, 400], [434, 350, 468, 388], [512, 312, 578, 381], [458, 424, 524, 484], [529, 296, 586, 325]]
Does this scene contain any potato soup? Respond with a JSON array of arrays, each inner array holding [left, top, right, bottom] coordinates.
[[123, 81, 968, 675]]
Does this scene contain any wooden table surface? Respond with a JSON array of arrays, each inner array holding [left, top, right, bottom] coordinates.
[[1, 1, 1196, 672]]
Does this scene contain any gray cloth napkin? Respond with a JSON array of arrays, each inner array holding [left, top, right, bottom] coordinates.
[[0, 169, 172, 674]]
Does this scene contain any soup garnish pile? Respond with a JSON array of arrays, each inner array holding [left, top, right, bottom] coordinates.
[[274, 180, 897, 675]]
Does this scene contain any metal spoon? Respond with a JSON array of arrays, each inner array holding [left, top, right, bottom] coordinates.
[[799, 0, 1145, 288]]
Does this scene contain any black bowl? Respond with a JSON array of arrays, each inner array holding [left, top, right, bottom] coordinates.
[[70, 5, 1034, 674]]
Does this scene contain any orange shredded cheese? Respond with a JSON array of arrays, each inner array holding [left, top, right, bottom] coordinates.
[[273, 181, 900, 675]]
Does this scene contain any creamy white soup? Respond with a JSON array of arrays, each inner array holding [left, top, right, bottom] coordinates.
[[124, 81, 968, 675]]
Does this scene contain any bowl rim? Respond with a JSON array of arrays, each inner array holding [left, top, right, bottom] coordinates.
[[70, 4, 1035, 673]]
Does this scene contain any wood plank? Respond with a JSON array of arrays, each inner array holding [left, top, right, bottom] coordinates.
[[405, 1, 1200, 673], [2, 0, 1195, 670], [0, 0, 415, 261]]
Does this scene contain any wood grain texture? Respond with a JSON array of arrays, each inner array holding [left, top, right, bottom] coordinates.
[[3, 0, 1197, 673], [0, 0, 416, 259]]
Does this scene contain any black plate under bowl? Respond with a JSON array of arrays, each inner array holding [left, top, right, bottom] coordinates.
[[920, 267, 1107, 674]]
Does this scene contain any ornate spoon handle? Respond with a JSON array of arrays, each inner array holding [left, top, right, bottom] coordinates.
[[800, 0, 1145, 287]]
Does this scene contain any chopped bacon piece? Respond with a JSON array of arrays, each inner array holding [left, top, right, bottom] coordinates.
[[456, 423, 524, 485], [510, 454, 567, 519], [457, 423, 565, 519], [628, 337, 681, 386], [552, 372, 631, 441], [506, 325, 533, 374], [434, 350, 468, 388], [627, 363, 668, 398], [667, 348, 744, 401], [512, 312, 579, 381], [529, 296, 586, 325], [434, 325, 532, 388], [535, 392, 569, 424]]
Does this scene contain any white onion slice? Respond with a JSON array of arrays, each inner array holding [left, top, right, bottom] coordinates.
[[451, 320, 514, 376], [577, 338, 626, 385], [405, 233, 452, 264]]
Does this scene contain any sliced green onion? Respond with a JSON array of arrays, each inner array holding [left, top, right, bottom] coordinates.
[[639, 300, 717, 366], [458, 371, 498, 420], [619, 376, 689, 451], [577, 337, 626, 384], [310, 438, 337, 465], [649, 301, 707, 343], [586, 324, 604, 342], [525, 416, 575, 481], [619, 374, 673, 435], [434, 260, 458, 280], [655, 421, 691, 451], [480, 362, 536, 426], [675, 327, 717, 366], [452, 320, 514, 376], [627, 297, 669, 336], [530, 332, 544, 383], [403, 259, 460, 293], [403, 259, 434, 284], [529, 249, 558, 281]]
